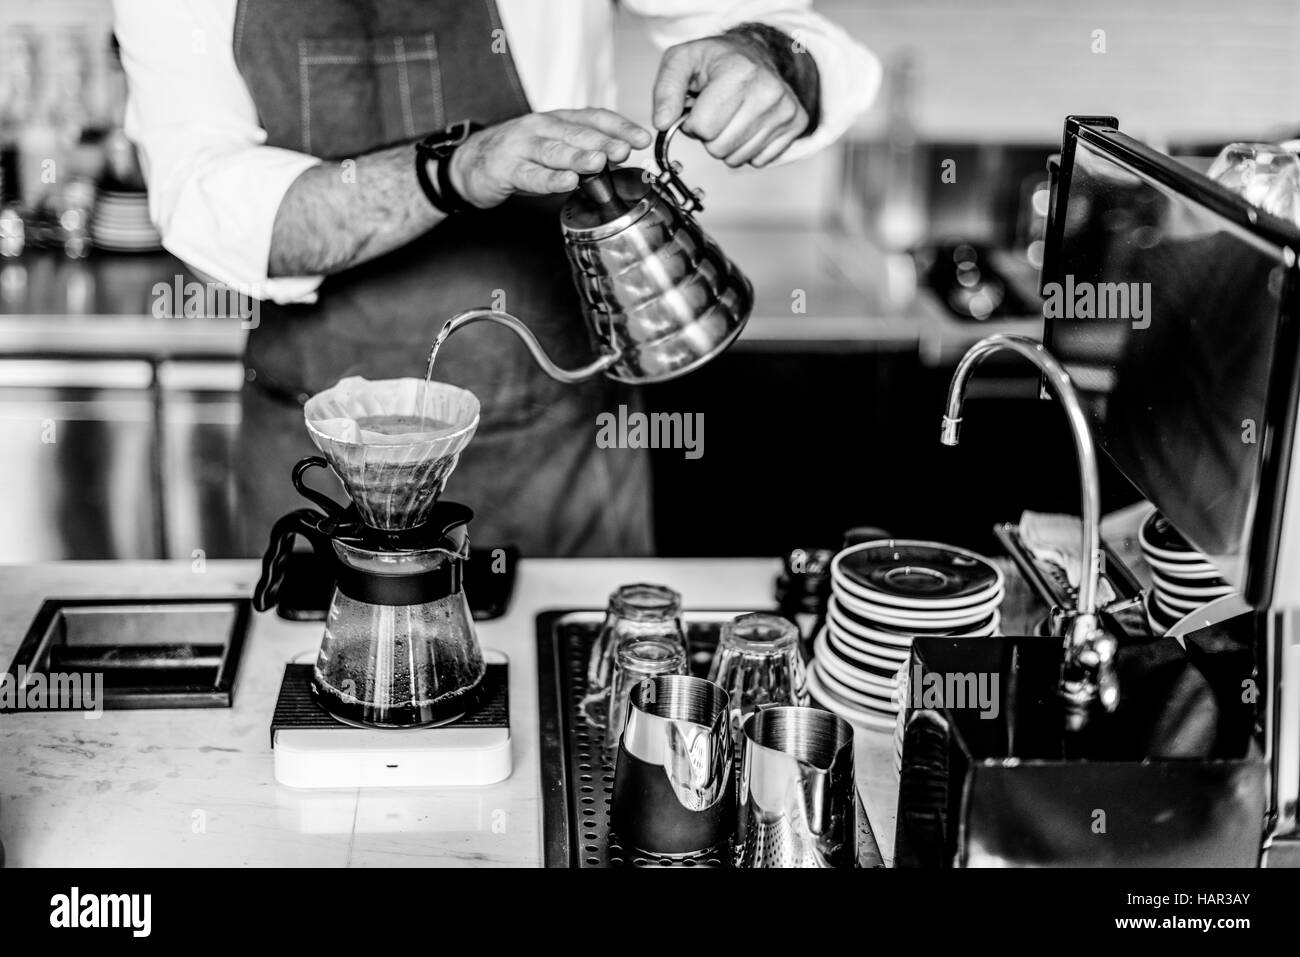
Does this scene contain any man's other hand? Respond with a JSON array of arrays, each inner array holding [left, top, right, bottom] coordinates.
[[652, 36, 808, 168], [448, 109, 652, 209]]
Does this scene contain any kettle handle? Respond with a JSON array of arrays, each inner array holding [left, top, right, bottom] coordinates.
[[655, 113, 705, 215]]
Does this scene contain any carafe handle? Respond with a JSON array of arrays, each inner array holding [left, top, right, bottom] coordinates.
[[252, 509, 333, 612], [654, 112, 705, 214]]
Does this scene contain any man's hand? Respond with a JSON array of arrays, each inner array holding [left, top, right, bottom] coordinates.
[[448, 109, 652, 210], [653, 36, 809, 169]]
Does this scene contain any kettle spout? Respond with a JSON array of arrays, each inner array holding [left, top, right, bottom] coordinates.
[[435, 308, 620, 384]]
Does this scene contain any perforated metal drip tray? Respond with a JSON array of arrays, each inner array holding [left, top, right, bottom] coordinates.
[[536, 609, 883, 868]]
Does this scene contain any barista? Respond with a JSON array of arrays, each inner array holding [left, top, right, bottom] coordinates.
[[114, 0, 878, 555]]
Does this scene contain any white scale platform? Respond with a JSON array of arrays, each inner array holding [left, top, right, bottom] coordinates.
[[270, 648, 511, 789]]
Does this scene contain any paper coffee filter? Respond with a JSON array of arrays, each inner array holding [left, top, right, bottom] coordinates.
[[303, 376, 480, 530]]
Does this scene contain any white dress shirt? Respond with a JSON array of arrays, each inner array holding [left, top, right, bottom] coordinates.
[[112, 0, 878, 304]]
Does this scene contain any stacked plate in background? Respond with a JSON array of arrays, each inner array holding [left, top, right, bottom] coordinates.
[[91, 188, 162, 252], [1140, 511, 1235, 634], [808, 540, 1004, 735]]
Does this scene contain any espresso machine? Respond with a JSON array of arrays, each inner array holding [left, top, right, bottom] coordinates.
[[896, 116, 1300, 867]]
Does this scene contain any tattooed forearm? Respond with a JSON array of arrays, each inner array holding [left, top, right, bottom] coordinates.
[[268, 141, 443, 277]]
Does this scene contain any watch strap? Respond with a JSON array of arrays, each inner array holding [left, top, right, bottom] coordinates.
[[416, 120, 482, 215], [415, 144, 448, 214], [436, 146, 474, 214]]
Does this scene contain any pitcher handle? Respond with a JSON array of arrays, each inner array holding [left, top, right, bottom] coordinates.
[[654, 112, 705, 214]]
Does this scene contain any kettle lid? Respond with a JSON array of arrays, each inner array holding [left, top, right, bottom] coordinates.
[[561, 166, 656, 239]]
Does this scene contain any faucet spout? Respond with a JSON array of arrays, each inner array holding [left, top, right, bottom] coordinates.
[[940, 334, 1115, 724], [435, 308, 621, 384]]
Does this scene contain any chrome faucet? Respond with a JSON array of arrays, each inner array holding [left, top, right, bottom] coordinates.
[[940, 334, 1118, 728]]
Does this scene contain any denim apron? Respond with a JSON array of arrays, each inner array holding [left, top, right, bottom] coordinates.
[[231, 0, 652, 556]]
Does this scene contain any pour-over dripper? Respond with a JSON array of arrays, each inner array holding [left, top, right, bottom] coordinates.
[[304, 376, 479, 531]]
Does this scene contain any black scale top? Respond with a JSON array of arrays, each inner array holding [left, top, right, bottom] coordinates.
[[269, 663, 508, 746]]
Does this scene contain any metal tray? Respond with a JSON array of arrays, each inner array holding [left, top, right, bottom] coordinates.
[[3, 597, 250, 711], [537, 609, 883, 868], [993, 522, 1143, 624]]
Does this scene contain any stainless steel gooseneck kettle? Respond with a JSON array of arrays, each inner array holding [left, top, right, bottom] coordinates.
[[436, 115, 755, 384]]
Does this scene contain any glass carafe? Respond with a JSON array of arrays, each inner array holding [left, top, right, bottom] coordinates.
[[312, 538, 484, 728]]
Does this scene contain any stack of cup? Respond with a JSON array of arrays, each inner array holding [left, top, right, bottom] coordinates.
[[1139, 511, 1237, 634]]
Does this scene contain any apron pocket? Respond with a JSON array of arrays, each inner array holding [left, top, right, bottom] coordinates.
[[298, 33, 446, 158]]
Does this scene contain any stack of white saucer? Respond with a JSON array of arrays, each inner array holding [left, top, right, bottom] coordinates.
[[808, 540, 1004, 734], [1140, 511, 1236, 634], [91, 188, 162, 252]]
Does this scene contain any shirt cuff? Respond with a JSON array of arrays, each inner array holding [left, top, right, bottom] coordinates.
[[747, 13, 880, 165], [151, 146, 326, 305]]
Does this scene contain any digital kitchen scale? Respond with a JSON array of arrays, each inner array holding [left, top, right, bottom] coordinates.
[[269, 649, 511, 789]]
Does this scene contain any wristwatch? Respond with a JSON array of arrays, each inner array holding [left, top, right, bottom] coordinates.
[[415, 120, 482, 214]]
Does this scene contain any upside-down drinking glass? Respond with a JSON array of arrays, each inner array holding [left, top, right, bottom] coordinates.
[[603, 637, 689, 754], [581, 583, 686, 728], [708, 612, 808, 740]]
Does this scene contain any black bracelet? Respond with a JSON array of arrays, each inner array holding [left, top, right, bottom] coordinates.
[[725, 22, 822, 137], [415, 147, 451, 214]]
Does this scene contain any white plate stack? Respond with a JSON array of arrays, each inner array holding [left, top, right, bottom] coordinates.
[[808, 540, 1004, 735], [1140, 511, 1236, 634], [90, 188, 162, 252]]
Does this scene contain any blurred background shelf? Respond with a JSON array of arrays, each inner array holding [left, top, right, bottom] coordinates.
[[4, 0, 1291, 562]]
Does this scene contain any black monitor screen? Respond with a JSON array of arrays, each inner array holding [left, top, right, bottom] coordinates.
[[1045, 131, 1297, 602]]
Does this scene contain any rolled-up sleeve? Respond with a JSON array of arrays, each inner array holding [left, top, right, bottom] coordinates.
[[113, 0, 323, 304], [623, 0, 879, 164]]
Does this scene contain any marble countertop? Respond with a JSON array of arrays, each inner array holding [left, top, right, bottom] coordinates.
[[0, 557, 910, 867]]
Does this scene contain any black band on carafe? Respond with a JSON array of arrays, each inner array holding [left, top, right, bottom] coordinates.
[[333, 558, 463, 606]]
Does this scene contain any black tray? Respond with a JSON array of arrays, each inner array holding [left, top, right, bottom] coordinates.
[[536, 609, 883, 868]]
